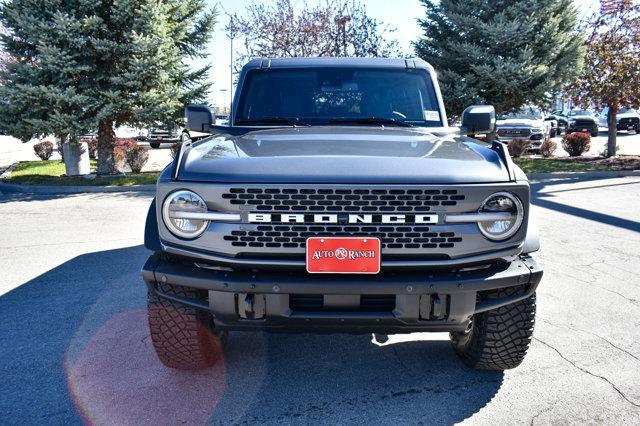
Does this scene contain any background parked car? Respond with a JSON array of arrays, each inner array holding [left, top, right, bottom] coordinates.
[[147, 125, 180, 149], [565, 109, 599, 137], [496, 106, 551, 151], [597, 107, 640, 133], [215, 114, 229, 126], [544, 116, 559, 137], [546, 110, 568, 135]]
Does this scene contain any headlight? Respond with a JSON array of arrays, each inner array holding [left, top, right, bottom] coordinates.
[[477, 192, 524, 241], [531, 127, 543, 133], [162, 190, 209, 239]]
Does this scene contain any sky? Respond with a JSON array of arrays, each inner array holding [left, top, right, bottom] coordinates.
[[203, 0, 600, 107]]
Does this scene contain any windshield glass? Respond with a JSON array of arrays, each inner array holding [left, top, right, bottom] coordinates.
[[235, 68, 442, 127], [497, 106, 543, 120], [568, 110, 593, 116]]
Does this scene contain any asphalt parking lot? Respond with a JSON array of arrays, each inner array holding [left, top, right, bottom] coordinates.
[[1, 175, 639, 425]]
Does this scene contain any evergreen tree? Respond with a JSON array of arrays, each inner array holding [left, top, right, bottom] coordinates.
[[414, 0, 584, 116], [0, 0, 215, 174]]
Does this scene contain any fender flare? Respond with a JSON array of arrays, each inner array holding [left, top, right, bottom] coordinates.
[[522, 207, 540, 254], [144, 198, 162, 252]]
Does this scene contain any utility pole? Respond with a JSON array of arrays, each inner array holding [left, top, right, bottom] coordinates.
[[227, 15, 238, 116], [334, 15, 351, 56]]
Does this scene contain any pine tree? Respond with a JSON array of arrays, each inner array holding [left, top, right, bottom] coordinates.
[[0, 0, 215, 174], [414, 0, 584, 116]]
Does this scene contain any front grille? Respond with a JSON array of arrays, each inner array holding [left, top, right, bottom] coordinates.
[[573, 119, 596, 127], [497, 128, 531, 137], [619, 117, 639, 126], [290, 294, 396, 312], [222, 188, 464, 213], [223, 224, 462, 249]]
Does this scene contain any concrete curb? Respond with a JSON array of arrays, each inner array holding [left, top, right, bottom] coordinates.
[[0, 180, 155, 194], [527, 169, 640, 181]]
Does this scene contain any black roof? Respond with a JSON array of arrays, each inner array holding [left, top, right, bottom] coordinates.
[[242, 57, 434, 71]]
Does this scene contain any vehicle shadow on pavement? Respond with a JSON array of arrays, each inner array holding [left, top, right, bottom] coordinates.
[[530, 177, 640, 233], [0, 245, 503, 425], [0, 189, 153, 204]]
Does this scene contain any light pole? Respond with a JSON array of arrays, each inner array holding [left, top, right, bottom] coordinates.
[[227, 15, 238, 114], [334, 15, 351, 56]]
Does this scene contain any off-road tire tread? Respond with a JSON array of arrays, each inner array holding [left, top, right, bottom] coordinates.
[[450, 287, 536, 370], [147, 283, 225, 370]]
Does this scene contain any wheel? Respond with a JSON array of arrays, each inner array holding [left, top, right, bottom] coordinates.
[[450, 287, 536, 370], [147, 283, 227, 370], [591, 130, 598, 137], [149, 141, 160, 149], [550, 129, 557, 138]]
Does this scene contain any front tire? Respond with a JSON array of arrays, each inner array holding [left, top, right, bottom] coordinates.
[[149, 141, 160, 149], [450, 287, 536, 370], [147, 283, 227, 370]]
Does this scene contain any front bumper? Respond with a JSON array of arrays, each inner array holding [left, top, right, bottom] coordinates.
[[142, 254, 543, 334], [567, 123, 598, 133]]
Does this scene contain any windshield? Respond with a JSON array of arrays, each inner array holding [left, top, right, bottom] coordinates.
[[235, 68, 443, 127], [497, 107, 543, 120], [568, 110, 593, 116]]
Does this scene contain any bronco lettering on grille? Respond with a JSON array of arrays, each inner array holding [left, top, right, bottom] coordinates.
[[248, 213, 438, 224]]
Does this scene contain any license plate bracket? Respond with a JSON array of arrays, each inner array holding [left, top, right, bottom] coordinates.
[[306, 237, 381, 274]]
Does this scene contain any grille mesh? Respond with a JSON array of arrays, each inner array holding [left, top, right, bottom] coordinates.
[[573, 119, 596, 127], [289, 294, 396, 312], [222, 188, 464, 213], [223, 224, 462, 249], [497, 128, 531, 137], [619, 117, 639, 126]]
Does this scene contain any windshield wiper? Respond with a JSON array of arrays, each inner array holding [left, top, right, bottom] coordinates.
[[236, 117, 311, 127], [329, 117, 413, 127]]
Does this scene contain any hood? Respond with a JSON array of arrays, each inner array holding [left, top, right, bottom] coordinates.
[[177, 127, 510, 184], [568, 115, 596, 121], [617, 111, 640, 119], [496, 118, 542, 127]]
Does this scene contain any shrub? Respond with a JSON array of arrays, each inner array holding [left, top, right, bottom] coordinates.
[[33, 140, 54, 160], [540, 140, 558, 158], [170, 142, 182, 158], [507, 139, 529, 158], [113, 138, 137, 163], [125, 145, 149, 173], [562, 132, 591, 157]]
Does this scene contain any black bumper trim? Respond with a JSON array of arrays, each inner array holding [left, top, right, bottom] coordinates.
[[160, 241, 524, 270], [142, 255, 542, 333]]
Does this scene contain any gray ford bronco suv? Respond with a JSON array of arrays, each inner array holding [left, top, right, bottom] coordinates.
[[142, 57, 542, 371]]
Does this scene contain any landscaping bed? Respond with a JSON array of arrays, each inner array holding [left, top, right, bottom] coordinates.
[[3, 160, 159, 186], [514, 156, 640, 174]]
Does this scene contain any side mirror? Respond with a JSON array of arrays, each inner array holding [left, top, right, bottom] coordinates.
[[461, 105, 496, 135], [185, 104, 214, 133]]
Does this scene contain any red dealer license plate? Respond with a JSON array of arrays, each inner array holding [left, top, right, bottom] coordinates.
[[306, 237, 381, 274]]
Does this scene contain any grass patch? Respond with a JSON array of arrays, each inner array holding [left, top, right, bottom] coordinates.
[[4, 160, 159, 186], [514, 156, 640, 174]]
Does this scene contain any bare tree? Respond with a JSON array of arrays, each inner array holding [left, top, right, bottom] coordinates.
[[572, 0, 640, 157], [225, 0, 401, 67]]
